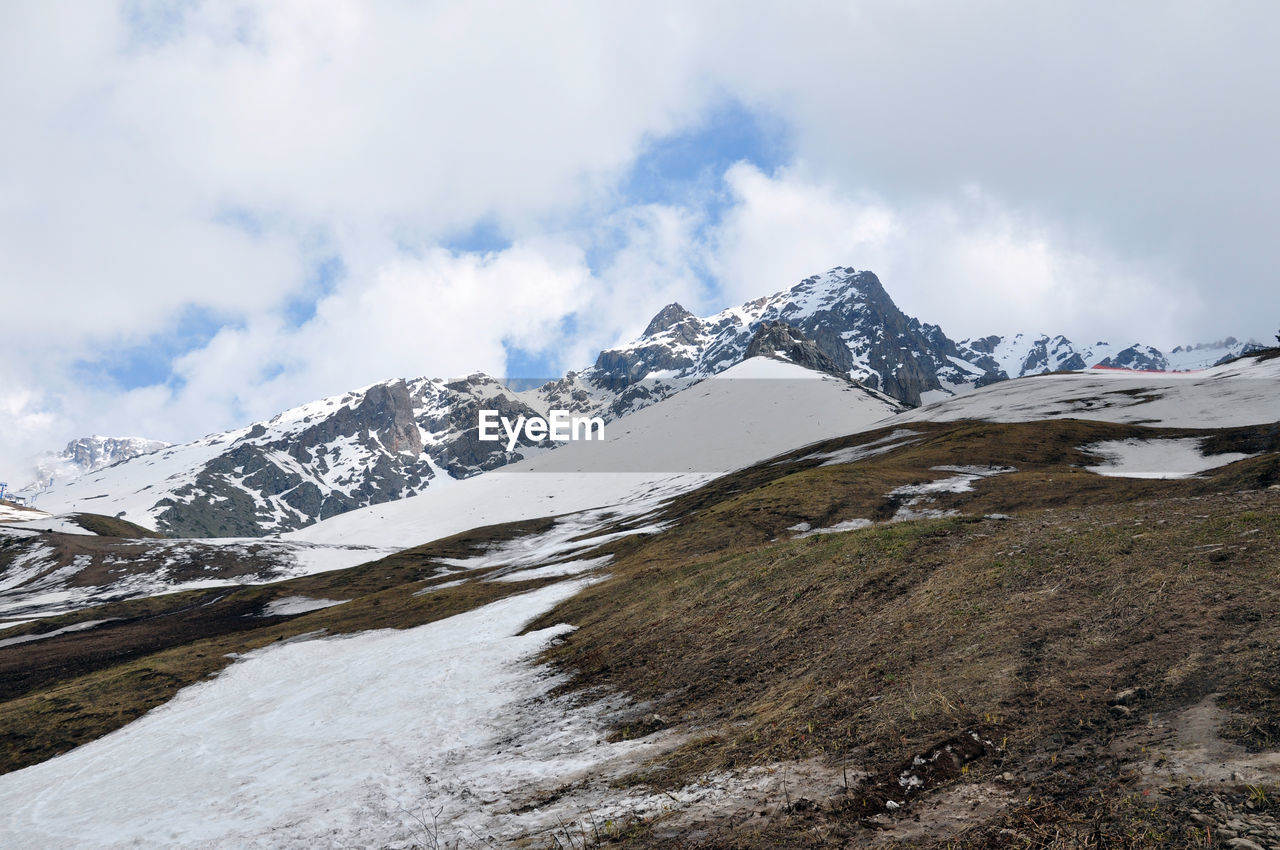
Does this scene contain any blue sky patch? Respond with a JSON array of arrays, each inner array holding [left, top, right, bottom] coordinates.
[[621, 99, 789, 216], [283, 255, 345, 328], [74, 306, 236, 391], [442, 217, 513, 256]]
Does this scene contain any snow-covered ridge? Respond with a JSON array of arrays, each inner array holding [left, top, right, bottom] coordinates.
[[901, 351, 1280, 429]]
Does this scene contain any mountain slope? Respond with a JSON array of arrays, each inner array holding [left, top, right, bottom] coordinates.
[[24, 436, 172, 495], [32, 375, 553, 537], [579, 267, 1263, 408], [291, 356, 902, 548], [3, 404, 1276, 845]]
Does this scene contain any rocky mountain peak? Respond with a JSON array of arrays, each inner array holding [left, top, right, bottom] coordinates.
[[642, 303, 696, 337]]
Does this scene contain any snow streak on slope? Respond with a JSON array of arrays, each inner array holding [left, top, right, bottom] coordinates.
[[293, 358, 900, 548], [0, 503, 50, 524], [899, 354, 1280, 429], [0, 581, 655, 848], [0, 534, 399, 622]]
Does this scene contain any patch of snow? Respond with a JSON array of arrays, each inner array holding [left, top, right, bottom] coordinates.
[[412, 579, 467, 596], [0, 580, 645, 848], [0, 514, 93, 535], [0, 504, 51, 524], [887, 466, 1015, 523], [0, 619, 113, 649], [258, 596, 345, 617], [798, 429, 923, 467], [892, 506, 959, 522], [890, 466, 1016, 498], [792, 519, 873, 539], [1082, 438, 1256, 479], [487, 555, 613, 583], [0, 532, 399, 623]]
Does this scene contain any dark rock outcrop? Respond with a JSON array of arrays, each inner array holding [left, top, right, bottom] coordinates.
[[744, 321, 848, 379]]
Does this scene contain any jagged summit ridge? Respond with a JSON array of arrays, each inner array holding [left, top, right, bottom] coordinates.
[[592, 266, 1264, 405], [588, 268, 978, 405]]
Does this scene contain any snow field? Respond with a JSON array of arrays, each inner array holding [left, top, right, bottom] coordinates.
[[0, 580, 647, 848]]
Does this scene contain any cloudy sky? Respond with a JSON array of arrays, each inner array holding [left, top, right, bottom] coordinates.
[[2, 1, 1277, 476]]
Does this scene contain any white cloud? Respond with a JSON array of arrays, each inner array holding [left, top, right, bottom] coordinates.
[[710, 165, 1198, 346], [1, 1, 1276, 477], [164, 241, 598, 428]]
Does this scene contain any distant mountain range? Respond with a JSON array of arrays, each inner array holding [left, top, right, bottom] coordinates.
[[28, 436, 172, 491], [25, 268, 1262, 537]]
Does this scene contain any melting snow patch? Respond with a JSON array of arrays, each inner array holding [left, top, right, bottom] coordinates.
[[892, 506, 959, 522], [1083, 438, 1256, 479], [0, 619, 113, 649], [0, 504, 52, 524], [0, 579, 662, 848], [888, 466, 1016, 522], [891, 466, 1017, 498], [792, 519, 873, 539], [412, 578, 467, 596], [488, 554, 613, 583], [432, 511, 665, 573], [258, 596, 345, 617], [798, 429, 923, 467]]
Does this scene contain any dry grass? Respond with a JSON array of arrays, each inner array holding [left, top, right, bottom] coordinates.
[[66, 513, 168, 539], [523, 420, 1280, 847]]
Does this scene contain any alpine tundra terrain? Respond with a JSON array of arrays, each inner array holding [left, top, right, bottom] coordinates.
[[0, 273, 1278, 848]]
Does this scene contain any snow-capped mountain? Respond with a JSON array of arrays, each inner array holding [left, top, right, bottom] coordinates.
[[292, 356, 901, 549], [31, 375, 563, 538], [26, 266, 1261, 538], [579, 268, 976, 406], [26, 436, 172, 493], [954, 334, 1261, 379], [571, 267, 1263, 406]]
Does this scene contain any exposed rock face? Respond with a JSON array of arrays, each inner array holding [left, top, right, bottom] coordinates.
[[114, 376, 551, 537], [744, 321, 849, 379], [1096, 345, 1169, 371], [643, 303, 698, 337]]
